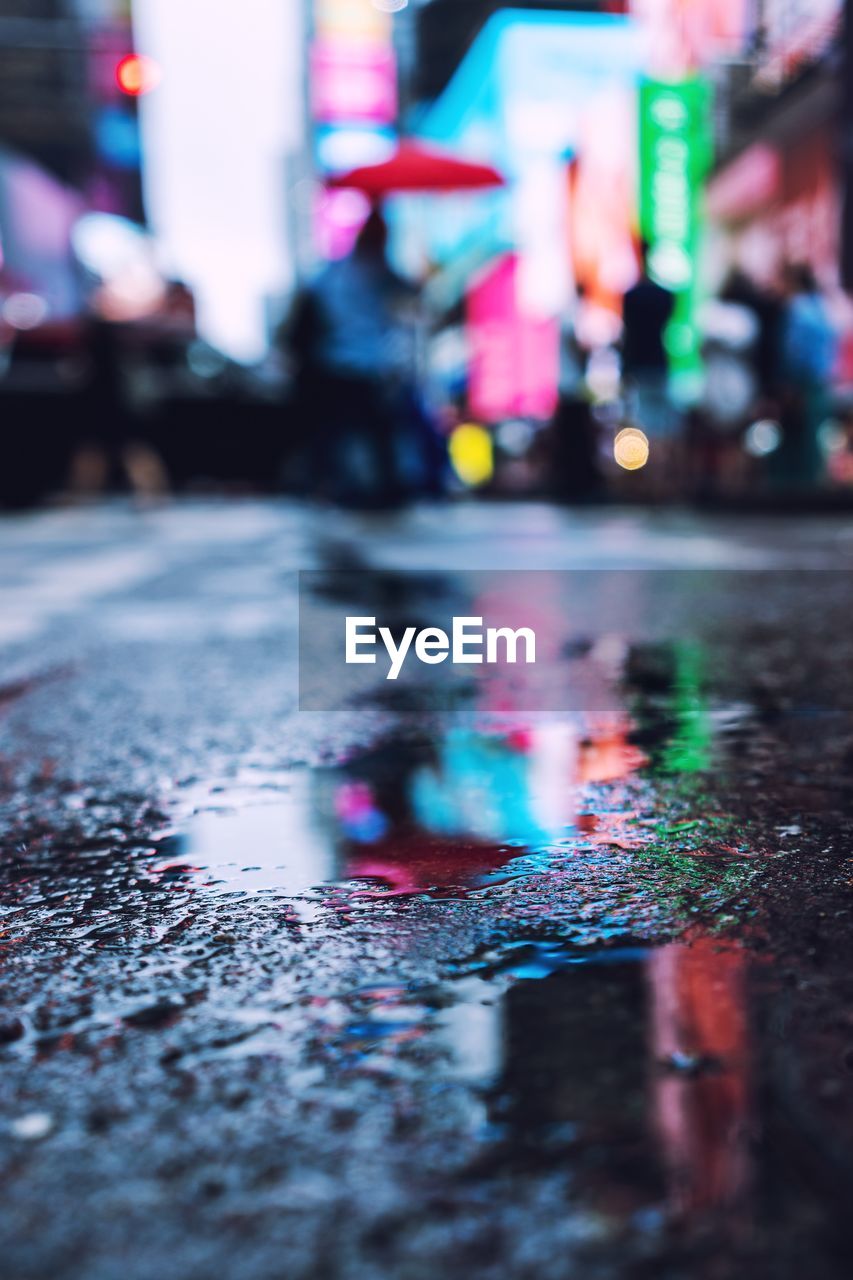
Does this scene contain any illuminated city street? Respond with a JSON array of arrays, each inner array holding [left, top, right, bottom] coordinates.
[[3, 1, 853, 1277], [1, 501, 853, 1277]]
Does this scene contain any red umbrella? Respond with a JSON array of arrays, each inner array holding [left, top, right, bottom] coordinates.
[[326, 141, 504, 196]]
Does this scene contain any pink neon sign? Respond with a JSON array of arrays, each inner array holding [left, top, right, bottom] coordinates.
[[311, 41, 397, 125], [467, 255, 559, 422]]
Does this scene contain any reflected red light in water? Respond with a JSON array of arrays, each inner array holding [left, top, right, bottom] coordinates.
[[347, 834, 510, 898], [578, 724, 646, 784], [649, 936, 752, 1219]]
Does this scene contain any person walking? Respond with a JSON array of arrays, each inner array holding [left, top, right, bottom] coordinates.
[[621, 241, 676, 444], [285, 208, 416, 508], [774, 262, 837, 490]]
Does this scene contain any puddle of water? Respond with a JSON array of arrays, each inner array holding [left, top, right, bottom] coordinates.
[[315, 931, 752, 1229], [147, 715, 654, 907], [151, 775, 336, 898], [1, 625, 765, 1243], [142, 632, 767, 913]]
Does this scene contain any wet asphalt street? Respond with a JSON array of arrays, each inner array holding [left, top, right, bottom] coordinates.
[[3, 500, 853, 1280]]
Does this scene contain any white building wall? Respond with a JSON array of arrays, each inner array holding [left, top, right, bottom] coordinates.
[[132, 0, 306, 361]]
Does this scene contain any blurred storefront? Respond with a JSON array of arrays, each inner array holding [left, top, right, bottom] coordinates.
[[707, 0, 844, 290], [0, 2, 148, 219], [704, 0, 853, 392], [708, 133, 840, 288], [0, 1, 93, 191]]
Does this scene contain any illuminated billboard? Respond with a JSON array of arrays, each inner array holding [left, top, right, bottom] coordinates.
[[311, 39, 397, 126], [414, 10, 648, 412], [638, 76, 712, 381], [311, 0, 399, 257], [467, 254, 559, 422]]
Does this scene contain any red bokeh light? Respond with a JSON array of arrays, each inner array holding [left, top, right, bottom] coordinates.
[[115, 54, 162, 97]]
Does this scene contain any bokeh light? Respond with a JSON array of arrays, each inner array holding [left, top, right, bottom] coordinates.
[[613, 427, 650, 471], [818, 419, 846, 455], [495, 418, 534, 458], [116, 54, 163, 97], [2, 293, 48, 331], [449, 423, 494, 488], [744, 419, 782, 458]]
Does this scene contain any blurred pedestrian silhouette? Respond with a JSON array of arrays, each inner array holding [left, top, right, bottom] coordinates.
[[621, 241, 676, 441], [719, 268, 781, 403], [773, 262, 837, 489], [546, 292, 603, 501], [68, 311, 169, 501], [284, 208, 417, 507]]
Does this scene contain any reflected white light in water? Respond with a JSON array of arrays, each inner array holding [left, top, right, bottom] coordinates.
[[433, 977, 502, 1084], [527, 722, 579, 834], [160, 776, 336, 904]]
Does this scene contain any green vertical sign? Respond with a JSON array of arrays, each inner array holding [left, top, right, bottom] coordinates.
[[638, 77, 712, 394]]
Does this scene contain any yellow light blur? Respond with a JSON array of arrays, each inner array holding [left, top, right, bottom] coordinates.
[[449, 423, 494, 488], [614, 427, 650, 471], [316, 0, 391, 39]]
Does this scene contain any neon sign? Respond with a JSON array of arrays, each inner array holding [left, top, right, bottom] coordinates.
[[638, 77, 712, 381]]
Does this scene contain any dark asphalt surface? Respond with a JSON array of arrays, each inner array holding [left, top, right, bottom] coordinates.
[[2, 500, 853, 1280]]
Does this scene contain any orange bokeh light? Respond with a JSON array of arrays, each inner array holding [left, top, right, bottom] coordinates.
[[116, 54, 162, 97]]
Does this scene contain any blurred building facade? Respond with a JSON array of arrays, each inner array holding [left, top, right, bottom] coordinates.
[[2, 0, 853, 503], [408, 0, 629, 103], [708, 0, 845, 290], [0, 0, 145, 217], [0, 1, 91, 188], [132, 0, 308, 361]]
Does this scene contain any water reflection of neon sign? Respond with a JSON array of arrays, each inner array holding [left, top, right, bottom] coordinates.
[[639, 78, 712, 380]]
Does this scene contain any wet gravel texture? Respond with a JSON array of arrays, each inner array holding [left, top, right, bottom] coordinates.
[[2, 502, 853, 1280]]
